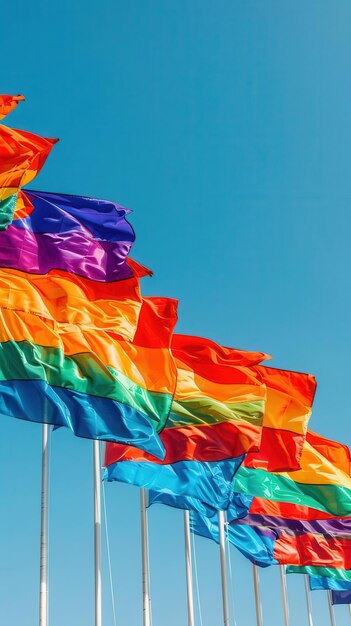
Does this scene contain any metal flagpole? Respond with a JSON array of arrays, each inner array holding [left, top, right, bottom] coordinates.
[[218, 510, 230, 626], [39, 423, 50, 626], [304, 575, 313, 626], [253, 564, 263, 626], [348, 604, 351, 622], [327, 590, 336, 626], [140, 488, 151, 626], [279, 565, 289, 626], [184, 510, 195, 626], [93, 440, 102, 626]]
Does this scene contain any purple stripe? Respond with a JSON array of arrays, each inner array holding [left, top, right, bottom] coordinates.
[[243, 513, 351, 538], [0, 224, 133, 281]]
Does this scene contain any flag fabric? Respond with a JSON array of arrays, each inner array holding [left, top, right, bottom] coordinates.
[[0, 294, 177, 456], [273, 529, 351, 569], [309, 576, 351, 592], [244, 365, 316, 471], [190, 511, 279, 568], [331, 590, 351, 605], [244, 497, 351, 538], [0, 94, 25, 120], [0, 126, 57, 228], [234, 433, 351, 516], [147, 489, 252, 519], [106, 457, 244, 512], [287, 566, 351, 583]]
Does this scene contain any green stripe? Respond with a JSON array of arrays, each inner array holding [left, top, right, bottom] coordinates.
[[287, 566, 351, 582], [0, 339, 172, 430], [0, 193, 17, 230], [234, 466, 351, 517], [168, 398, 264, 428]]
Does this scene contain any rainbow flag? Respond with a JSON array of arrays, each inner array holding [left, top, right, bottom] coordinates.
[[234, 432, 351, 516], [0, 101, 178, 455], [105, 334, 268, 510], [244, 365, 316, 471]]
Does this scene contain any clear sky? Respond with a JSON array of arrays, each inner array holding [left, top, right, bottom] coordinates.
[[1, 1, 351, 625]]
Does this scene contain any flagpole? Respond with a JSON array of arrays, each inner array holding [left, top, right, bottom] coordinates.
[[327, 590, 336, 626], [39, 423, 50, 626], [253, 564, 263, 626], [304, 575, 313, 626], [218, 510, 230, 626], [184, 510, 195, 626], [348, 604, 351, 621], [140, 488, 151, 626], [279, 565, 289, 626], [93, 440, 102, 626]]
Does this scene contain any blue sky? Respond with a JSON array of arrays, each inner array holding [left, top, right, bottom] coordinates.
[[1, 1, 351, 625]]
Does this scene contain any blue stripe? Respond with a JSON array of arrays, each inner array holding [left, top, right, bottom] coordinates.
[[105, 457, 243, 510], [309, 576, 351, 592], [332, 590, 351, 605], [0, 379, 164, 458], [190, 512, 278, 567]]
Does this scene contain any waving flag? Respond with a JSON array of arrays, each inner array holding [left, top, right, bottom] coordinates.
[[331, 590, 351, 604], [105, 334, 268, 510], [244, 365, 316, 471], [0, 94, 25, 120], [190, 511, 279, 568], [234, 432, 351, 516]]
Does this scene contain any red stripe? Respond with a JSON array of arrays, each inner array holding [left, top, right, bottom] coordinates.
[[244, 428, 305, 472], [275, 531, 351, 569], [105, 420, 261, 466]]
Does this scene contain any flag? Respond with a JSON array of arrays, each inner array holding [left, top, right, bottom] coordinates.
[[0, 94, 25, 120], [234, 432, 351, 516], [105, 334, 268, 510], [190, 511, 279, 568], [0, 294, 177, 455], [274, 529, 351, 569], [244, 365, 316, 471]]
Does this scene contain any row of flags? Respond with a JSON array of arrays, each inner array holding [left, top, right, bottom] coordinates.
[[1, 93, 350, 612]]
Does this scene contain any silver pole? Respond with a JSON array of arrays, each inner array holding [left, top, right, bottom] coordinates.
[[218, 511, 230, 626], [93, 440, 102, 626], [39, 424, 50, 626], [348, 604, 351, 622], [327, 590, 336, 626], [184, 511, 195, 626], [279, 565, 289, 626], [140, 489, 151, 626], [304, 575, 313, 626], [253, 564, 263, 626]]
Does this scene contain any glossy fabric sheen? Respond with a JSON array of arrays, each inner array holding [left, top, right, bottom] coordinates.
[[105, 457, 243, 510], [250, 497, 341, 520], [0, 189, 150, 282], [105, 421, 261, 465], [235, 438, 351, 516], [244, 365, 316, 471], [190, 512, 278, 567], [0, 379, 164, 457], [243, 512, 351, 538], [148, 490, 251, 519], [275, 531, 351, 569], [0, 267, 142, 336], [309, 576, 351, 591], [0, 127, 56, 202], [0, 94, 24, 120], [288, 566, 351, 583]]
